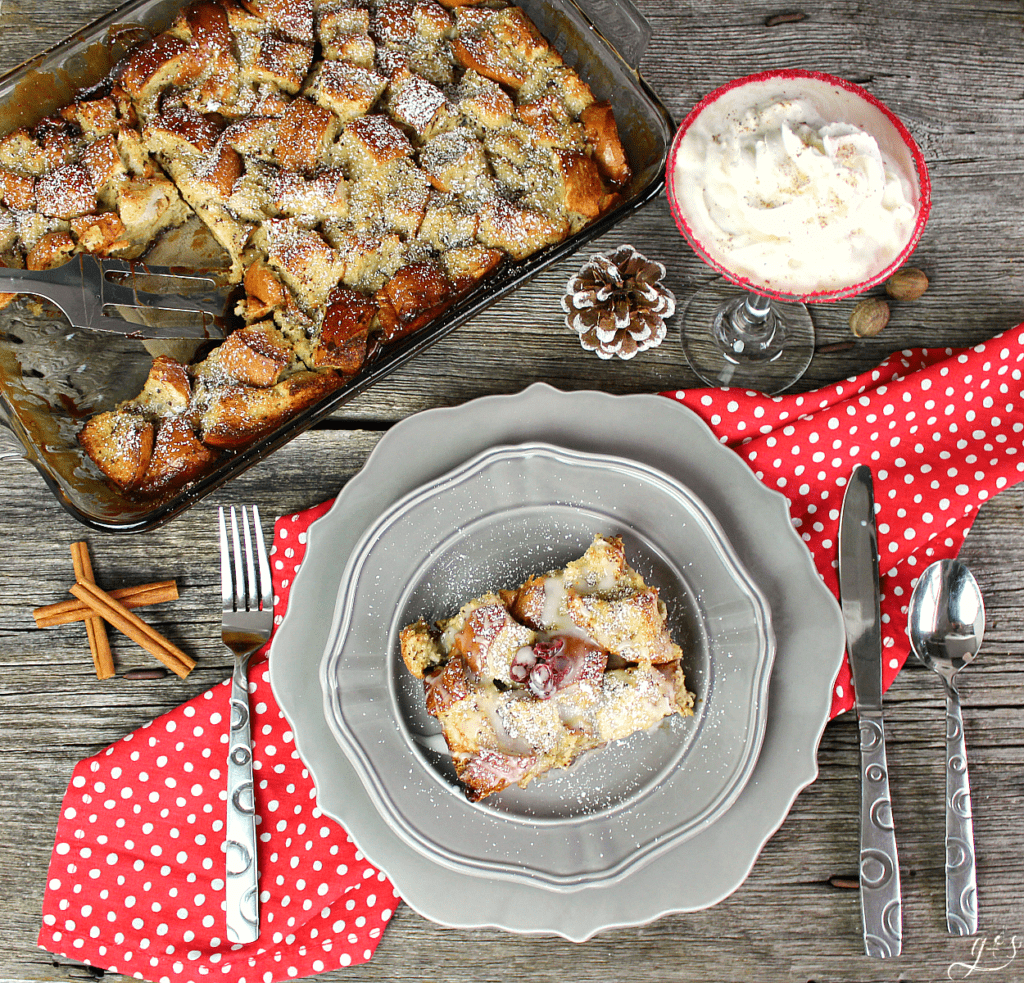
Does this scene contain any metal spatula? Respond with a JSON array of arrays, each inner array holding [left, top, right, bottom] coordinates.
[[0, 254, 230, 340]]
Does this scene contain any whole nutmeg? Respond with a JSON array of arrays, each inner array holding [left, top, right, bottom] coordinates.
[[850, 297, 890, 337], [885, 267, 929, 301]]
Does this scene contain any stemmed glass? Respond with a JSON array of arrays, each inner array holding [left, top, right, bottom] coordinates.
[[665, 69, 932, 395]]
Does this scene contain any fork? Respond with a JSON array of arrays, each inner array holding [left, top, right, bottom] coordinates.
[[0, 255, 229, 340], [219, 505, 273, 945]]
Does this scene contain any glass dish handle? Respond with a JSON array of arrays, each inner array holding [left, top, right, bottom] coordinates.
[[573, 0, 652, 70]]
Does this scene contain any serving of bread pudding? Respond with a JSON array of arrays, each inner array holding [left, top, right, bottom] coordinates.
[[400, 535, 694, 801], [0, 0, 630, 495]]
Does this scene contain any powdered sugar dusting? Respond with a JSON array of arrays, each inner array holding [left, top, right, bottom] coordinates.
[[402, 533, 693, 804], [391, 74, 447, 133]]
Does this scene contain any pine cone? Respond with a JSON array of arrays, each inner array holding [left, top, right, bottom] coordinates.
[[561, 245, 676, 360]]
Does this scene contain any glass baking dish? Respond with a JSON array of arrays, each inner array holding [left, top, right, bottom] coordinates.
[[0, 0, 673, 532]]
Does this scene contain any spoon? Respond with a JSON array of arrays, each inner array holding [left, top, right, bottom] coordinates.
[[907, 558, 986, 937]]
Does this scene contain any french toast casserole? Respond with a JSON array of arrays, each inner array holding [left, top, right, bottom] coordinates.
[[400, 535, 694, 801], [0, 0, 631, 496]]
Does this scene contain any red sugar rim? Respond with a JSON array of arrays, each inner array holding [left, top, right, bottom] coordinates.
[[664, 69, 933, 304]]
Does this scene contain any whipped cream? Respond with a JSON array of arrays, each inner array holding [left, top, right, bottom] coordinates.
[[672, 90, 919, 296]]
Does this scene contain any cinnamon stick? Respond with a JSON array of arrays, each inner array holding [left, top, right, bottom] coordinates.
[[34, 580, 178, 628], [70, 542, 115, 681], [69, 580, 195, 679]]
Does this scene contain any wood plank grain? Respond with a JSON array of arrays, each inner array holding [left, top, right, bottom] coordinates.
[[2, 1, 1024, 982]]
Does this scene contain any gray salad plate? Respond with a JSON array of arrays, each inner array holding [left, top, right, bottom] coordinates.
[[319, 442, 774, 888], [268, 383, 846, 941]]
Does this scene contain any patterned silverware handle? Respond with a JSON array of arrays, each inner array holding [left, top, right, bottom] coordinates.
[[945, 683, 978, 935], [859, 711, 902, 957], [226, 656, 259, 943]]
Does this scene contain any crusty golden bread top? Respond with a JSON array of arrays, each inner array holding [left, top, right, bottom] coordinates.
[[0, 0, 631, 496]]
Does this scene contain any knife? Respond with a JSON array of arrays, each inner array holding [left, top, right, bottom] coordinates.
[[838, 464, 902, 957]]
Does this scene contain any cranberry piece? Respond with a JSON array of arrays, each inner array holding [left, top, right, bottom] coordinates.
[[513, 636, 607, 698], [509, 645, 537, 684], [528, 662, 555, 699], [509, 663, 530, 684], [548, 653, 571, 684], [532, 637, 565, 660]]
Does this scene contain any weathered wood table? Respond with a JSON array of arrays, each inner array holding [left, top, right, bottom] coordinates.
[[2, 1, 1023, 981]]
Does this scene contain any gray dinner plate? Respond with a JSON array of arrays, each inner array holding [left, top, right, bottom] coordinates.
[[319, 442, 774, 888], [269, 383, 845, 941]]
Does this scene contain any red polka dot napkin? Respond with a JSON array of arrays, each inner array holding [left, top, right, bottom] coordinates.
[[37, 498, 398, 983], [664, 324, 1024, 717]]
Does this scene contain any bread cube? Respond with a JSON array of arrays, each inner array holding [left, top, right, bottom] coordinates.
[[119, 33, 211, 107], [255, 218, 346, 310], [457, 70, 514, 131], [419, 128, 490, 193], [271, 167, 349, 222], [241, 259, 288, 320], [338, 114, 414, 178], [0, 167, 36, 210], [116, 176, 190, 249], [387, 72, 453, 138], [303, 61, 388, 123], [441, 243, 503, 288], [60, 97, 120, 138], [131, 355, 192, 416], [375, 259, 452, 340], [138, 417, 219, 494], [418, 193, 479, 249], [312, 285, 376, 371], [0, 129, 46, 176], [36, 164, 96, 219], [25, 230, 75, 270], [200, 321, 293, 386], [315, 5, 375, 64], [580, 101, 631, 186], [78, 410, 155, 490], [477, 197, 567, 260], [81, 135, 128, 192], [276, 98, 340, 170], [247, 35, 315, 94], [372, 0, 418, 42], [550, 147, 603, 219], [69, 212, 131, 256], [240, 0, 314, 41], [200, 369, 342, 449]]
